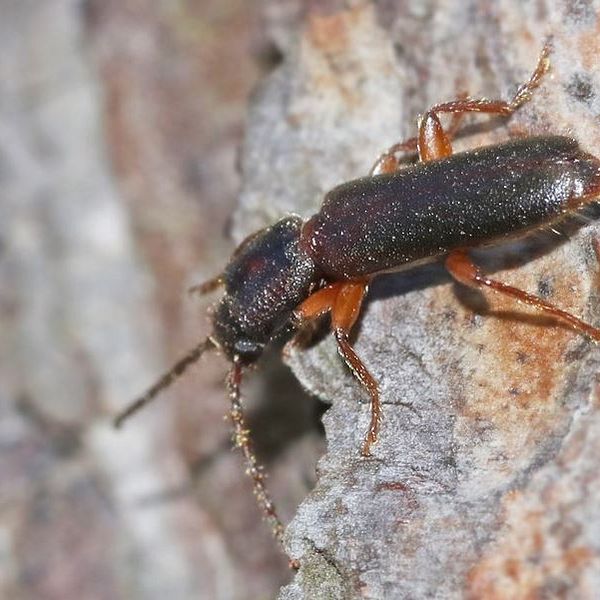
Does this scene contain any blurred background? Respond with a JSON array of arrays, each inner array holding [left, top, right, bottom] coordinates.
[[6, 1, 600, 598], [0, 1, 325, 598]]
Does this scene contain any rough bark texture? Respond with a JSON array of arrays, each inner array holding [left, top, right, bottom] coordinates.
[[242, 1, 600, 599], [4, 1, 600, 599]]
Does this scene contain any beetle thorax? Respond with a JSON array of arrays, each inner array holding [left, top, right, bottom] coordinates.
[[212, 216, 319, 364]]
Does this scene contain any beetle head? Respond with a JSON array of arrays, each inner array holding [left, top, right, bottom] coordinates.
[[212, 216, 319, 365]]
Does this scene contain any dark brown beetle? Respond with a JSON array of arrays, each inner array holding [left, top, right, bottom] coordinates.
[[114, 46, 600, 558]]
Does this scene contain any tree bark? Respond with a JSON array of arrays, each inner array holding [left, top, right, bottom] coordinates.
[[231, 1, 600, 598], [4, 1, 600, 599]]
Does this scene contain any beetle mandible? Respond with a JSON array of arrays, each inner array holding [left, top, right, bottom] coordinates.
[[114, 45, 600, 556]]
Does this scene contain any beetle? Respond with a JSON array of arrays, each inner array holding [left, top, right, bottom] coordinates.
[[114, 45, 600, 557]]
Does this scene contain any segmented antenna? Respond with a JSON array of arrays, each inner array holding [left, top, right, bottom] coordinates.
[[227, 358, 298, 569], [114, 337, 216, 428], [188, 275, 224, 296]]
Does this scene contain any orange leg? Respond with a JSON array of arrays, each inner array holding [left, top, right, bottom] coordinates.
[[283, 283, 341, 358], [295, 280, 379, 456], [370, 106, 466, 174], [294, 283, 342, 320], [331, 282, 380, 456], [372, 45, 549, 173], [417, 44, 550, 162], [445, 250, 600, 343]]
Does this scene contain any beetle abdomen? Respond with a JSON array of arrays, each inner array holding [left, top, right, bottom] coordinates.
[[302, 136, 600, 279]]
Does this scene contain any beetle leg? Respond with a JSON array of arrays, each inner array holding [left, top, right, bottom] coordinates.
[[335, 330, 381, 457], [417, 112, 455, 161], [290, 281, 344, 356], [284, 283, 342, 358], [418, 45, 550, 161], [294, 282, 343, 320], [370, 103, 466, 174], [370, 138, 418, 175], [291, 281, 344, 356], [331, 282, 381, 457], [295, 280, 380, 456], [377, 45, 550, 169], [445, 250, 600, 343]]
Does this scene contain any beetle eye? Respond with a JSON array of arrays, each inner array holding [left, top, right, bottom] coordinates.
[[234, 339, 264, 362]]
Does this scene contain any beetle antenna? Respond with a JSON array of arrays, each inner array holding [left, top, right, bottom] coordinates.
[[114, 337, 216, 428], [188, 274, 223, 296], [227, 358, 298, 568]]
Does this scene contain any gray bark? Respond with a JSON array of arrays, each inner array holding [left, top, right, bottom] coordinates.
[[4, 1, 600, 599], [233, 1, 600, 598]]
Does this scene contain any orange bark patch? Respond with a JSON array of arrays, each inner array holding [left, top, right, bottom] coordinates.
[[442, 260, 585, 459], [466, 426, 600, 600], [307, 9, 350, 55]]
